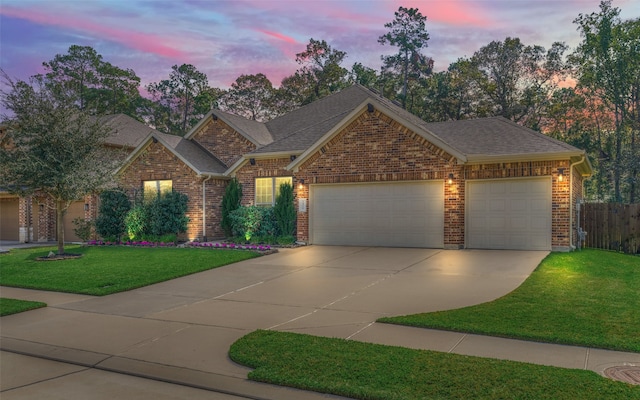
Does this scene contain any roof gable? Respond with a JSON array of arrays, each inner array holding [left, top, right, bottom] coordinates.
[[116, 131, 228, 177], [184, 109, 273, 146]]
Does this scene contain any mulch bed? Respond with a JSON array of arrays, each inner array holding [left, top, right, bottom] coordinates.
[[36, 253, 83, 261]]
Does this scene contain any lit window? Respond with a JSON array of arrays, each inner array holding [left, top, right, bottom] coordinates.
[[255, 177, 292, 206], [144, 180, 172, 200]]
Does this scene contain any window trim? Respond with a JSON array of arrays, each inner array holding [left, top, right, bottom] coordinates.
[[255, 177, 292, 206], [143, 179, 172, 200]]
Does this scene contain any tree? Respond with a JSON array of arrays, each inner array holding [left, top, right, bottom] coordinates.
[[295, 39, 349, 102], [43, 45, 141, 116], [470, 37, 568, 126], [378, 6, 432, 109], [220, 74, 275, 121], [571, 1, 640, 202], [146, 64, 213, 135], [0, 72, 118, 254]]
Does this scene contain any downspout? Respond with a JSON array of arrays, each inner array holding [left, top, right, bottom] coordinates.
[[569, 155, 586, 250], [202, 176, 212, 242]]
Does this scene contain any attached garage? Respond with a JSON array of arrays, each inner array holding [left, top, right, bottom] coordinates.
[[0, 197, 20, 241], [310, 181, 444, 248], [466, 178, 552, 250]]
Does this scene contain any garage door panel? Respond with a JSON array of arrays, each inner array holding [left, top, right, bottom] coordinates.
[[310, 182, 443, 248], [467, 178, 551, 251]]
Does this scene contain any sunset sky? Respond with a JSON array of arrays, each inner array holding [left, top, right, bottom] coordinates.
[[1, 0, 638, 91]]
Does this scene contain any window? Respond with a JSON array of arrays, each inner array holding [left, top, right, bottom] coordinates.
[[255, 177, 292, 206], [144, 180, 172, 200]]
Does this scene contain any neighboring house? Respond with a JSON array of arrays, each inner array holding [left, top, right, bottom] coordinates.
[[0, 114, 158, 243], [117, 84, 592, 251]]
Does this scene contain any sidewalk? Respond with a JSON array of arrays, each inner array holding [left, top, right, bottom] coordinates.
[[1, 246, 639, 398]]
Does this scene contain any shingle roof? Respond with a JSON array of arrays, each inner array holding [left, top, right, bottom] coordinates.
[[212, 110, 274, 146], [101, 114, 159, 148], [423, 117, 582, 159], [155, 132, 227, 175], [252, 85, 372, 154]]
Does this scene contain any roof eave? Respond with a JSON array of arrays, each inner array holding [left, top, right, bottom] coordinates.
[[465, 151, 587, 165]]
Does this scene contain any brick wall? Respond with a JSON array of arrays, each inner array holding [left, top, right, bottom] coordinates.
[[191, 118, 256, 167], [118, 142, 227, 241], [293, 110, 460, 244], [234, 158, 294, 207]]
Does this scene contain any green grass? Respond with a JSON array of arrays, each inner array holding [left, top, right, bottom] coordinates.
[[0, 298, 46, 316], [230, 330, 640, 400], [380, 249, 640, 353], [0, 245, 260, 296]]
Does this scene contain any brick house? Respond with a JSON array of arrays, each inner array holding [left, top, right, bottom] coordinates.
[[116, 84, 592, 251], [0, 114, 155, 243]]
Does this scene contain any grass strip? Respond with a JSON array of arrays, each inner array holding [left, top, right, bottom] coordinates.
[[379, 249, 640, 353], [230, 330, 640, 400], [0, 298, 46, 316], [0, 245, 260, 296]]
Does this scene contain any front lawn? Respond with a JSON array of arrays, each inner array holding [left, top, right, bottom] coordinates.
[[0, 298, 46, 316], [0, 245, 260, 296], [230, 330, 640, 400], [380, 249, 640, 353]]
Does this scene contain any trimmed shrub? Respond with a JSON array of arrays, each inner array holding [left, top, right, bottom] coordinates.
[[221, 178, 242, 237], [148, 191, 189, 237], [95, 189, 131, 241], [229, 206, 281, 241], [274, 182, 296, 237]]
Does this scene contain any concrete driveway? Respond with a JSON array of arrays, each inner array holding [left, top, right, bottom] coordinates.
[[1, 246, 550, 398]]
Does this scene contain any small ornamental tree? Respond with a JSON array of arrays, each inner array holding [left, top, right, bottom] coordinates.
[[0, 71, 118, 255], [221, 178, 242, 237], [95, 189, 131, 241], [274, 182, 296, 237]]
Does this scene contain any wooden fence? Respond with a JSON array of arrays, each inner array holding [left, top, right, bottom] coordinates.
[[580, 203, 640, 254]]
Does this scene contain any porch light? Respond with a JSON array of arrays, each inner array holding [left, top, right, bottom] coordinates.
[[298, 179, 305, 189], [558, 168, 565, 182], [447, 173, 454, 185]]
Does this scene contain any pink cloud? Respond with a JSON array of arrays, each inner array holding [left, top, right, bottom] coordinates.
[[392, 0, 494, 28], [1, 6, 188, 60], [256, 29, 298, 44]]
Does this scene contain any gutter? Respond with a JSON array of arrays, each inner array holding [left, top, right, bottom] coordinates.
[[202, 176, 212, 241], [569, 155, 587, 249]]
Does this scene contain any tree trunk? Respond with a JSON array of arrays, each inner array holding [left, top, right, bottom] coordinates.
[[56, 200, 65, 255]]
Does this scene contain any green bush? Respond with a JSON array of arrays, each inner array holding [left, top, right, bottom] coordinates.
[[221, 179, 242, 237], [148, 191, 189, 236], [125, 204, 149, 240], [274, 182, 296, 237], [229, 206, 279, 241], [95, 189, 131, 241], [125, 191, 189, 240]]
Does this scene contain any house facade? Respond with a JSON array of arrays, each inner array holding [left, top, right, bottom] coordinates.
[[116, 84, 592, 251]]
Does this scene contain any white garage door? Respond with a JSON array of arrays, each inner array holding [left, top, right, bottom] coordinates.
[[466, 178, 551, 250], [310, 181, 443, 248]]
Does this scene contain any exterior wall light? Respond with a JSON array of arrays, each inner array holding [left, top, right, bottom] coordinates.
[[249, 158, 256, 165], [447, 173, 454, 185], [558, 168, 565, 182], [298, 179, 305, 189]]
